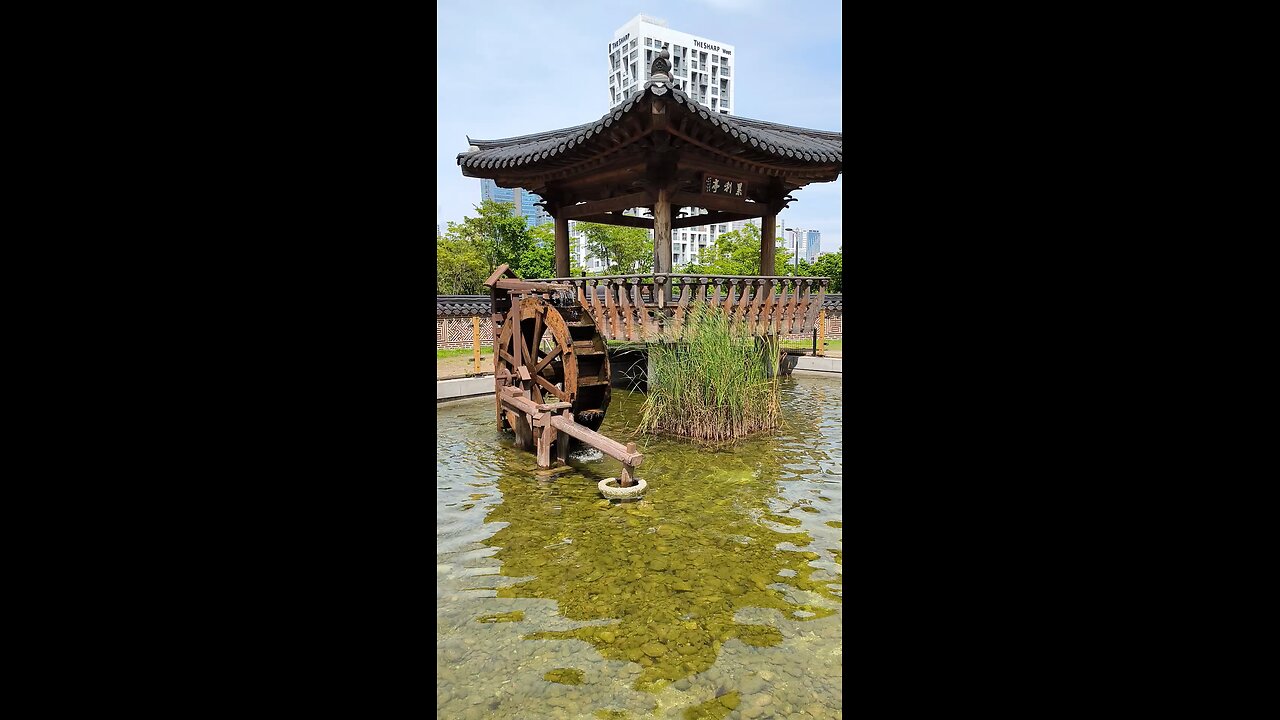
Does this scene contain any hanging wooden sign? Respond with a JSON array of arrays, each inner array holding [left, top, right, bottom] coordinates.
[[701, 173, 747, 197]]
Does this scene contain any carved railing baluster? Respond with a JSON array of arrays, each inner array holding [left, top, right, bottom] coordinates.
[[518, 273, 829, 341]]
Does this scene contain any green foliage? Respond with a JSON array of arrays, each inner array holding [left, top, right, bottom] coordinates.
[[682, 223, 794, 276], [471, 199, 533, 272], [436, 228, 489, 294], [809, 248, 842, 292], [438, 199, 579, 291], [516, 224, 558, 279], [577, 222, 653, 274]]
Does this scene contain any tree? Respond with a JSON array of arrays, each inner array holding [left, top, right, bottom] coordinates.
[[682, 222, 795, 276], [513, 223, 582, 279], [436, 226, 488, 294], [448, 199, 533, 274], [577, 222, 653, 274], [809, 248, 842, 292]]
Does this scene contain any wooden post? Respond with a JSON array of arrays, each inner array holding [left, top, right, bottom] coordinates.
[[472, 316, 481, 373], [557, 409, 572, 463], [555, 215, 570, 279], [654, 188, 672, 301], [535, 413, 551, 468], [817, 309, 826, 357], [621, 442, 638, 487], [761, 213, 777, 275]]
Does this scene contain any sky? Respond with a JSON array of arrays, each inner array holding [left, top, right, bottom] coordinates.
[[436, 0, 843, 253]]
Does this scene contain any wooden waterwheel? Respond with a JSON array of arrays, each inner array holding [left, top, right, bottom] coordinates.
[[495, 295, 611, 437]]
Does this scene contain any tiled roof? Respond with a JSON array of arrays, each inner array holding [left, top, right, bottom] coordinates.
[[437, 294, 843, 316], [458, 80, 841, 173], [437, 296, 493, 317]]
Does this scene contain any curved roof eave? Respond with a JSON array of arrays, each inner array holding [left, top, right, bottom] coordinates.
[[457, 82, 841, 172]]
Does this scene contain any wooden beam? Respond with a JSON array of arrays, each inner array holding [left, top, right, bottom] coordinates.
[[493, 278, 573, 292], [670, 191, 765, 215], [558, 192, 654, 220], [549, 414, 644, 466], [671, 210, 758, 230], [482, 263, 516, 288], [573, 213, 654, 229], [554, 215, 570, 278]]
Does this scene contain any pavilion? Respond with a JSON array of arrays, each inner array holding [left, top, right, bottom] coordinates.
[[457, 47, 842, 288]]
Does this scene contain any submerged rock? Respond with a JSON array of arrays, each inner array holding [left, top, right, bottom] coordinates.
[[641, 641, 667, 657]]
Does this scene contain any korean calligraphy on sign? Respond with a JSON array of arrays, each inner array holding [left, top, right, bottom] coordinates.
[[702, 174, 747, 197]]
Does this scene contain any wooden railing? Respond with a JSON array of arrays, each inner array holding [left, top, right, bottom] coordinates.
[[526, 274, 830, 343]]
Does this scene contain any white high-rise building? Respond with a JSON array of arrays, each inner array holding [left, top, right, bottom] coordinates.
[[608, 14, 735, 116], [603, 15, 738, 270]]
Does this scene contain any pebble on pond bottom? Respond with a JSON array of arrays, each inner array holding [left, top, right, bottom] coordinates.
[[438, 379, 843, 719]]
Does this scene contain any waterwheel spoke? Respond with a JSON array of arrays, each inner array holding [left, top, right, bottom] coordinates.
[[534, 374, 570, 402], [533, 345, 563, 374], [532, 307, 545, 359]]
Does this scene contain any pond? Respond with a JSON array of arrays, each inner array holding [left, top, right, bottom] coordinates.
[[437, 375, 842, 719]]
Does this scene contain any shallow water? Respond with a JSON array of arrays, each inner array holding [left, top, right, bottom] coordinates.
[[437, 376, 842, 719]]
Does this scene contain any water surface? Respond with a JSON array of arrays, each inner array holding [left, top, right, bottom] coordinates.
[[437, 376, 842, 719]]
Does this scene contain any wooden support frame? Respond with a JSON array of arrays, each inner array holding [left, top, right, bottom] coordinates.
[[572, 213, 654, 229], [554, 215, 570, 278], [558, 192, 653, 220], [670, 191, 764, 216], [670, 211, 757, 230]]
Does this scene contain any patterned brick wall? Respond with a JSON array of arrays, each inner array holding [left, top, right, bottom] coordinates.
[[437, 316, 496, 349], [435, 310, 840, 348], [776, 310, 843, 342]]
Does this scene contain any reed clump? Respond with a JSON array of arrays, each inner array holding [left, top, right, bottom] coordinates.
[[638, 304, 781, 443]]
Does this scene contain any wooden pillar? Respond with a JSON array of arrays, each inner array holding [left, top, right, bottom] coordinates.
[[654, 188, 672, 299], [554, 215, 570, 278], [761, 213, 777, 275], [817, 309, 826, 357], [557, 410, 572, 463]]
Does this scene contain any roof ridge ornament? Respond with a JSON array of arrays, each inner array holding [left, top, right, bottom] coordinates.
[[647, 45, 671, 96], [650, 45, 671, 78]]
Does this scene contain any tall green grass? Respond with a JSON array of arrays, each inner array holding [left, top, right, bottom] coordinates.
[[638, 304, 781, 443]]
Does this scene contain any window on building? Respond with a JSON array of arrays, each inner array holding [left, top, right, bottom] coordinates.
[[645, 38, 652, 47], [630, 39, 637, 50]]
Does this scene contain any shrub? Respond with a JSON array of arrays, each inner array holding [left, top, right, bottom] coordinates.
[[638, 304, 781, 443]]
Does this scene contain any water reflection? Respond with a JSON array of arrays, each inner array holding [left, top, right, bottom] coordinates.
[[437, 378, 842, 719]]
